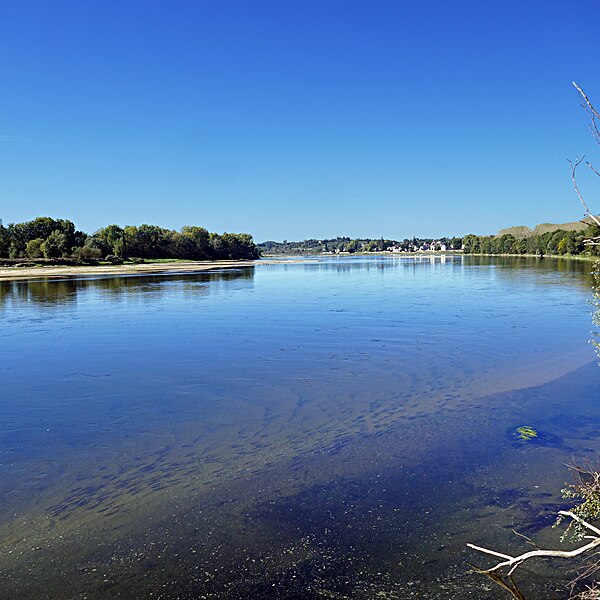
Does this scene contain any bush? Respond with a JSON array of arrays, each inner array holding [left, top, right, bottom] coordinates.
[[72, 245, 102, 260], [105, 254, 124, 265]]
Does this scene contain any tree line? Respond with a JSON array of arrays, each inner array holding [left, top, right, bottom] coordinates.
[[259, 236, 463, 254], [461, 224, 600, 257], [0, 217, 261, 262]]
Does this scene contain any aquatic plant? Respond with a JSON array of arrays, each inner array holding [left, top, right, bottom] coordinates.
[[514, 426, 538, 442]]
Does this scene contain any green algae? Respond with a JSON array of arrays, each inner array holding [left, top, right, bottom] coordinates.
[[515, 426, 539, 442]]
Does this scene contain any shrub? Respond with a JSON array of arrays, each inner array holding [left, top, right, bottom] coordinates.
[[105, 254, 124, 265]]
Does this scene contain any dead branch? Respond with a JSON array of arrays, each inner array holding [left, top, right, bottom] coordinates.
[[569, 157, 600, 228], [573, 81, 600, 145], [467, 511, 600, 577]]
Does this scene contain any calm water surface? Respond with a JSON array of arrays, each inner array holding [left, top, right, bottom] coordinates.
[[0, 255, 599, 599]]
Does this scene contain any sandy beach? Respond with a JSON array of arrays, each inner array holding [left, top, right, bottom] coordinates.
[[0, 260, 259, 282]]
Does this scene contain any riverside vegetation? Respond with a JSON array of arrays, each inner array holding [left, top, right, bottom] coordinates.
[[3, 215, 598, 267], [258, 219, 600, 259], [0, 217, 260, 264], [461, 220, 600, 258]]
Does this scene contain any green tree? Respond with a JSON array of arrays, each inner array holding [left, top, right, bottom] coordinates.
[[0, 224, 9, 258], [181, 226, 211, 259], [461, 234, 480, 254], [25, 238, 44, 258], [40, 230, 68, 258], [94, 225, 126, 257]]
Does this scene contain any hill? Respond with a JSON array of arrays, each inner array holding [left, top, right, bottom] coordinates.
[[497, 217, 598, 238]]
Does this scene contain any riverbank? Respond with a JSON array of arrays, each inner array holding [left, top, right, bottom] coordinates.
[[262, 250, 600, 263], [2, 252, 597, 283], [0, 260, 258, 282], [463, 252, 600, 263]]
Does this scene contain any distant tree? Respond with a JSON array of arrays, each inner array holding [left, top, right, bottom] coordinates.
[[72, 243, 102, 260], [181, 226, 211, 259], [25, 238, 44, 258], [0, 224, 9, 257], [219, 233, 261, 259], [94, 225, 126, 257], [461, 234, 480, 253], [40, 230, 68, 258]]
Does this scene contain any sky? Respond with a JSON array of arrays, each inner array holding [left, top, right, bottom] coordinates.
[[0, 0, 599, 242]]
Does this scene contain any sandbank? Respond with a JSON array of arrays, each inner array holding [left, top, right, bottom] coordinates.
[[0, 260, 258, 282]]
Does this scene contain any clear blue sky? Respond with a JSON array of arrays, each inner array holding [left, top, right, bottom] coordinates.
[[0, 1, 599, 241]]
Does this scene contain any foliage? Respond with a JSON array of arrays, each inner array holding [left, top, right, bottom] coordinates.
[[25, 238, 44, 258], [0, 217, 261, 262], [72, 243, 102, 260], [556, 461, 600, 542], [462, 228, 589, 257], [40, 230, 68, 258], [105, 254, 124, 265]]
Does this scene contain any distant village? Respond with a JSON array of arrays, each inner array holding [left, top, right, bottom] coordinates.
[[259, 236, 463, 255], [343, 240, 455, 253]]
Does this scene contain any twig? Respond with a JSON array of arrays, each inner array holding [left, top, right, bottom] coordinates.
[[512, 528, 539, 549], [588, 161, 600, 178], [574, 81, 600, 145]]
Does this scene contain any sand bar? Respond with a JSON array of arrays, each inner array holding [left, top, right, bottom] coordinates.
[[0, 260, 259, 282]]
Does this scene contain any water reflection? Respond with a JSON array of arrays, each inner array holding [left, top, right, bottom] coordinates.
[[270, 254, 597, 288], [0, 267, 255, 310]]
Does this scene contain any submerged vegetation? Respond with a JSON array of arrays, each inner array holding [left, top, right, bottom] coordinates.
[[0, 217, 260, 262], [514, 426, 539, 442]]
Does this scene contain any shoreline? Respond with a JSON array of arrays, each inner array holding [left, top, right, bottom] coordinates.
[[262, 250, 600, 262], [0, 260, 258, 282], [1, 252, 597, 282]]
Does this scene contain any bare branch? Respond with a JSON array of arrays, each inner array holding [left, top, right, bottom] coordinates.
[[569, 157, 600, 228], [574, 81, 600, 145], [467, 511, 600, 576], [587, 161, 600, 178], [561, 511, 600, 537]]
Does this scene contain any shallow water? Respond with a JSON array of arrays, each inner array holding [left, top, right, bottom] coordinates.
[[0, 255, 599, 599]]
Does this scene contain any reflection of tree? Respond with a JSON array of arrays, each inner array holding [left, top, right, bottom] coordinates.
[[0, 268, 255, 312], [594, 278, 600, 358]]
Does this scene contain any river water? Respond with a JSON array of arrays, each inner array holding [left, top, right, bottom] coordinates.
[[0, 255, 599, 599]]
